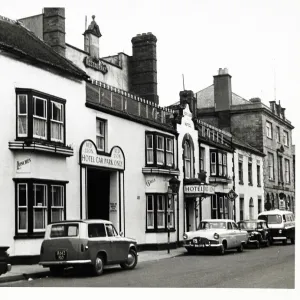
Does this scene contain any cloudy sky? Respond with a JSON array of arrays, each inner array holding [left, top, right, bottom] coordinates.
[[2, 0, 299, 137]]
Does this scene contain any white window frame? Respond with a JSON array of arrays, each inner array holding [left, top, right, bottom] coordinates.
[[166, 137, 174, 167], [17, 94, 28, 137], [200, 147, 205, 172], [266, 121, 272, 139], [248, 161, 253, 185], [276, 126, 280, 143], [268, 153, 274, 180], [146, 195, 154, 229], [283, 131, 289, 147], [211, 152, 216, 176], [17, 183, 28, 233], [33, 184, 47, 232], [157, 195, 165, 229], [222, 154, 227, 177], [239, 160, 243, 184], [33, 96, 47, 140], [96, 119, 105, 151], [184, 141, 191, 178], [50, 101, 64, 142], [51, 185, 64, 223], [156, 136, 165, 165], [146, 134, 154, 164]]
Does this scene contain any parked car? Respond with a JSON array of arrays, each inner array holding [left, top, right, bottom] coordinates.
[[258, 209, 295, 245], [39, 219, 138, 276], [183, 219, 248, 255], [237, 220, 271, 248], [0, 246, 11, 276]]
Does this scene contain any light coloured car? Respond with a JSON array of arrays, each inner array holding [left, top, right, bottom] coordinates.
[[183, 219, 248, 255], [39, 219, 138, 276]]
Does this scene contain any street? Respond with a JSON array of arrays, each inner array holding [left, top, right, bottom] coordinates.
[[1, 243, 295, 288]]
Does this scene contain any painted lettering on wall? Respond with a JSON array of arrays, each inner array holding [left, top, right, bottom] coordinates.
[[17, 158, 31, 170], [84, 57, 108, 74], [80, 140, 125, 170], [16, 157, 31, 173], [146, 178, 156, 187], [184, 184, 215, 194]]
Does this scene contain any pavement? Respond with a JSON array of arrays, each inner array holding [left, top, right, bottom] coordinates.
[[0, 247, 185, 284]]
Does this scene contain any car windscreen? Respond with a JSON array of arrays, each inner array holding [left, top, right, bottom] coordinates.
[[258, 215, 282, 224], [238, 222, 257, 230], [198, 221, 227, 230], [50, 224, 79, 238]]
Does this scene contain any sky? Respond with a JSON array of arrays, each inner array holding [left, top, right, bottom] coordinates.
[[1, 0, 300, 138]]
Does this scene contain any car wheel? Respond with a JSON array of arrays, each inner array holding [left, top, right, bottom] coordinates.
[[237, 243, 244, 253], [49, 266, 64, 276], [120, 249, 138, 270], [219, 244, 225, 255], [282, 239, 287, 245], [186, 248, 197, 255], [290, 238, 295, 245], [92, 255, 104, 276]]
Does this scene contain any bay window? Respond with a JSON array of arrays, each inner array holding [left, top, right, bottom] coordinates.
[[145, 132, 174, 168], [14, 179, 67, 237], [146, 194, 175, 232], [16, 89, 66, 145]]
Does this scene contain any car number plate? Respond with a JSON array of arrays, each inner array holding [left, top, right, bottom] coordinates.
[[55, 249, 67, 261]]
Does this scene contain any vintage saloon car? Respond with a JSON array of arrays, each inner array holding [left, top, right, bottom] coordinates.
[[183, 219, 248, 255], [0, 246, 11, 276], [39, 219, 138, 276], [258, 209, 295, 245], [237, 220, 270, 248]]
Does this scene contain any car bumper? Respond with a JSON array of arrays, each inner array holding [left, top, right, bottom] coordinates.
[[272, 236, 287, 240], [184, 243, 222, 250], [39, 260, 92, 266]]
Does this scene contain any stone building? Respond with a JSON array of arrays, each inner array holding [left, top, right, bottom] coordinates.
[[195, 68, 295, 213]]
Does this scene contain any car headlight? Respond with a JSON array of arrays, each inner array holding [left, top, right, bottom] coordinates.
[[279, 230, 282, 234], [183, 233, 188, 240], [214, 233, 219, 239], [193, 238, 198, 244]]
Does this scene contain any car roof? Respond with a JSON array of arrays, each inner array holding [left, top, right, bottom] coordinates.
[[202, 219, 235, 223], [49, 219, 112, 225], [238, 219, 266, 223], [258, 209, 294, 216]]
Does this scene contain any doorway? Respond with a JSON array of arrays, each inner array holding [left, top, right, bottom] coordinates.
[[87, 168, 110, 220]]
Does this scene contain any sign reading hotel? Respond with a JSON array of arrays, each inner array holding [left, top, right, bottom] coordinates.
[[83, 57, 108, 74], [182, 105, 194, 129], [80, 140, 125, 170], [184, 184, 215, 194]]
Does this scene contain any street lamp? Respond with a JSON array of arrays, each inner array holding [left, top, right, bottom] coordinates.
[[167, 176, 181, 254]]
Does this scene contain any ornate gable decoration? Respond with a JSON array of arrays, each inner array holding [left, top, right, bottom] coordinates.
[[181, 104, 194, 130]]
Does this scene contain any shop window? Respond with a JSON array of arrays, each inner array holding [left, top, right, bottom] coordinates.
[[210, 150, 227, 177], [96, 118, 106, 151], [211, 195, 228, 219], [15, 179, 66, 238], [145, 132, 174, 168], [146, 194, 175, 232], [240, 198, 244, 221], [16, 89, 66, 145], [211, 195, 217, 219]]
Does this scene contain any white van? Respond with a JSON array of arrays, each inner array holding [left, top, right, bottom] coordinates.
[[258, 209, 295, 245]]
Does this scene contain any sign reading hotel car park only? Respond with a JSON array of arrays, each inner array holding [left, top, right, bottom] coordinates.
[[184, 185, 215, 195], [80, 140, 125, 170]]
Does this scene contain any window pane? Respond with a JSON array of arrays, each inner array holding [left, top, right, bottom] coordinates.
[[18, 95, 27, 114], [52, 102, 62, 121], [157, 212, 164, 227], [52, 186, 63, 206], [147, 197, 153, 210], [34, 209, 45, 229], [18, 184, 27, 206], [51, 208, 63, 222], [88, 224, 106, 238], [96, 136, 104, 150], [34, 97, 46, 118], [147, 212, 154, 227], [33, 118, 47, 138], [34, 185, 47, 206], [146, 135, 153, 148], [19, 208, 27, 230]]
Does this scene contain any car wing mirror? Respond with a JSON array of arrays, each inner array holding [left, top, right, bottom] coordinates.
[[119, 231, 124, 237]]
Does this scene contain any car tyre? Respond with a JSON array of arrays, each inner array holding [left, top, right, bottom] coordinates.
[[49, 266, 64, 276], [91, 255, 104, 276], [186, 248, 197, 255], [291, 238, 295, 245], [237, 243, 244, 253], [219, 244, 225, 255], [282, 239, 287, 245], [120, 249, 138, 270]]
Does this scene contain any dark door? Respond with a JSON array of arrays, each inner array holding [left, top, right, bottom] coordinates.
[[87, 168, 110, 220]]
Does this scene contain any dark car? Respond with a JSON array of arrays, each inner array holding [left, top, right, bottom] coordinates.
[[0, 246, 11, 276], [237, 220, 270, 248]]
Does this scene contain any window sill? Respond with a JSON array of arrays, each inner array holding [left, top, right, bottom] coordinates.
[[146, 228, 176, 233], [14, 233, 45, 240], [209, 176, 232, 184], [142, 167, 179, 176], [9, 140, 74, 157]]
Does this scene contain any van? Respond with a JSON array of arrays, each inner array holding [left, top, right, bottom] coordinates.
[[258, 209, 295, 245]]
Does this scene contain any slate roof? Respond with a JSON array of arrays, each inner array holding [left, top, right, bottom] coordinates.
[[195, 84, 249, 108], [0, 16, 88, 80]]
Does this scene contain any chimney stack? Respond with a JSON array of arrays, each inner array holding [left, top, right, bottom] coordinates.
[[43, 8, 66, 56], [130, 32, 159, 104], [179, 90, 197, 117], [213, 68, 232, 111], [83, 15, 102, 60]]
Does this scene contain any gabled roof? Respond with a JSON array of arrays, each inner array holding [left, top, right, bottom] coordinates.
[[0, 16, 88, 80], [195, 84, 249, 108], [232, 134, 265, 157]]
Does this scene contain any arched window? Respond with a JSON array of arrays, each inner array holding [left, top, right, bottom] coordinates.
[[249, 197, 254, 220]]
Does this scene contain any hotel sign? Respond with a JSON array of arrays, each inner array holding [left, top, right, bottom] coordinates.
[[80, 140, 125, 170], [184, 184, 215, 194], [84, 57, 108, 74]]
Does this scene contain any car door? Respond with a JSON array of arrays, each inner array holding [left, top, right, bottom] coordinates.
[[111, 225, 128, 261], [232, 222, 242, 246], [226, 222, 236, 248]]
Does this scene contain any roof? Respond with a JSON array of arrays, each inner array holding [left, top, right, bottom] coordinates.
[[0, 16, 88, 80], [202, 219, 235, 223], [258, 209, 294, 216], [232, 134, 265, 157], [195, 84, 249, 108]]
